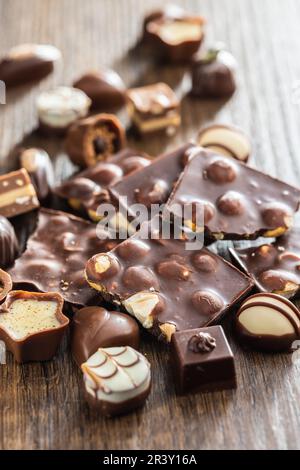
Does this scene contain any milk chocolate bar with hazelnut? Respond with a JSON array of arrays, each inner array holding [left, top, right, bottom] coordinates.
[[229, 228, 300, 299], [166, 148, 300, 240], [85, 218, 253, 342]]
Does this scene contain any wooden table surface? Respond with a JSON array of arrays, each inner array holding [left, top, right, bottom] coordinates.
[[1, 0, 300, 450]]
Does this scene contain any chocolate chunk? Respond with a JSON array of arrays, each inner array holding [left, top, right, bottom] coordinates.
[[229, 228, 300, 298], [166, 148, 300, 240], [126, 83, 180, 136], [0, 43, 61, 87], [191, 45, 237, 98], [0, 169, 39, 218], [73, 70, 126, 111], [71, 306, 140, 366], [0, 290, 69, 363], [37, 86, 91, 136], [9, 208, 120, 306], [0, 216, 19, 268], [81, 346, 151, 416], [197, 124, 251, 162], [171, 326, 236, 393], [65, 113, 126, 167], [235, 293, 300, 352], [142, 6, 205, 62], [85, 219, 253, 341], [0, 269, 12, 302], [19, 148, 54, 202]]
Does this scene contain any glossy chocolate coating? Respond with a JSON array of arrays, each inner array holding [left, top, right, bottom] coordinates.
[[191, 48, 237, 98], [65, 113, 126, 168], [71, 306, 140, 366], [0, 269, 12, 302], [0, 44, 61, 87], [19, 148, 54, 202], [0, 169, 39, 218], [109, 143, 195, 219], [73, 70, 126, 111], [229, 228, 300, 298], [9, 208, 119, 306], [0, 216, 19, 268], [171, 326, 236, 393], [166, 148, 300, 240], [0, 290, 69, 363], [85, 220, 253, 341], [235, 293, 300, 352]]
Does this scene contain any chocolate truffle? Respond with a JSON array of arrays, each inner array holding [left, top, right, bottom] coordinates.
[[235, 293, 300, 352], [71, 306, 140, 366], [191, 45, 237, 98], [65, 113, 126, 167], [73, 70, 126, 111], [19, 148, 54, 202], [81, 346, 151, 416], [0, 216, 19, 268]]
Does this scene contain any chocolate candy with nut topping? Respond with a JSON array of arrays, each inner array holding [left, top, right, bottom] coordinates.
[[71, 306, 140, 366], [65, 113, 126, 167], [126, 83, 180, 136], [235, 293, 300, 352], [81, 346, 151, 417], [171, 326, 236, 393], [85, 219, 253, 342], [0, 290, 69, 363], [73, 70, 126, 111], [0, 169, 39, 218], [0, 269, 12, 302], [9, 208, 120, 306], [191, 46, 237, 99], [142, 5, 205, 62], [19, 148, 54, 202], [197, 124, 251, 163], [0, 43, 61, 87], [166, 148, 300, 240], [0, 216, 19, 268], [109, 143, 195, 221], [229, 228, 300, 298]]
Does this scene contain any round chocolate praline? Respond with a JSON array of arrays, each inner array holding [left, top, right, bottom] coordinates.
[[0, 216, 19, 268]]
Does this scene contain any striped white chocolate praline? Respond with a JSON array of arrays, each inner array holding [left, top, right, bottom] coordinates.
[[81, 346, 151, 415], [236, 293, 300, 352], [197, 124, 251, 162]]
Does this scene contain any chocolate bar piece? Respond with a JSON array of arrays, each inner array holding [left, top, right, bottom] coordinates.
[[85, 219, 253, 341], [0, 290, 69, 363], [235, 293, 300, 352], [142, 5, 205, 62], [0, 169, 39, 218], [0, 216, 19, 268], [65, 113, 126, 167], [19, 148, 54, 202], [0, 269, 12, 302], [126, 83, 180, 136], [170, 325, 236, 393], [109, 143, 195, 221], [191, 45, 237, 99], [71, 306, 140, 366], [0, 43, 61, 87], [81, 346, 151, 416], [73, 70, 126, 111], [9, 208, 119, 306], [197, 124, 251, 163], [37, 86, 91, 136], [54, 148, 151, 221], [229, 228, 300, 298], [166, 148, 300, 240]]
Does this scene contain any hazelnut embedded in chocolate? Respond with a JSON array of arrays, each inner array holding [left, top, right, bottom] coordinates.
[[217, 191, 245, 216], [122, 266, 159, 291], [205, 157, 237, 184], [192, 253, 217, 273], [192, 290, 224, 316], [116, 239, 150, 260], [65, 113, 126, 167], [156, 259, 190, 281]]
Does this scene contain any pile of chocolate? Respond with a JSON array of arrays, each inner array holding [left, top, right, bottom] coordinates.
[[1, 5, 300, 418]]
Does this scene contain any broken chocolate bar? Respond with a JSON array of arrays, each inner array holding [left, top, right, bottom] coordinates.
[[0, 169, 39, 218]]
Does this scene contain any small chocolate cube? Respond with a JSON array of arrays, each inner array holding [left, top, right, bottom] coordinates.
[[171, 326, 237, 394]]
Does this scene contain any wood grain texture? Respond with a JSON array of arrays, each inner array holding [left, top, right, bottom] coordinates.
[[1, 0, 300, 450]]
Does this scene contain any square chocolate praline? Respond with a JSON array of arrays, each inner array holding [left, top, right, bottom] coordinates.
[[171, 326, 237, 394]]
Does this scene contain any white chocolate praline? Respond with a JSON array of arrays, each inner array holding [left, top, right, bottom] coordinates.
[[7, 43, 61, 62], [37, 86, 91, 129], [82, 346, 151, 404]]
